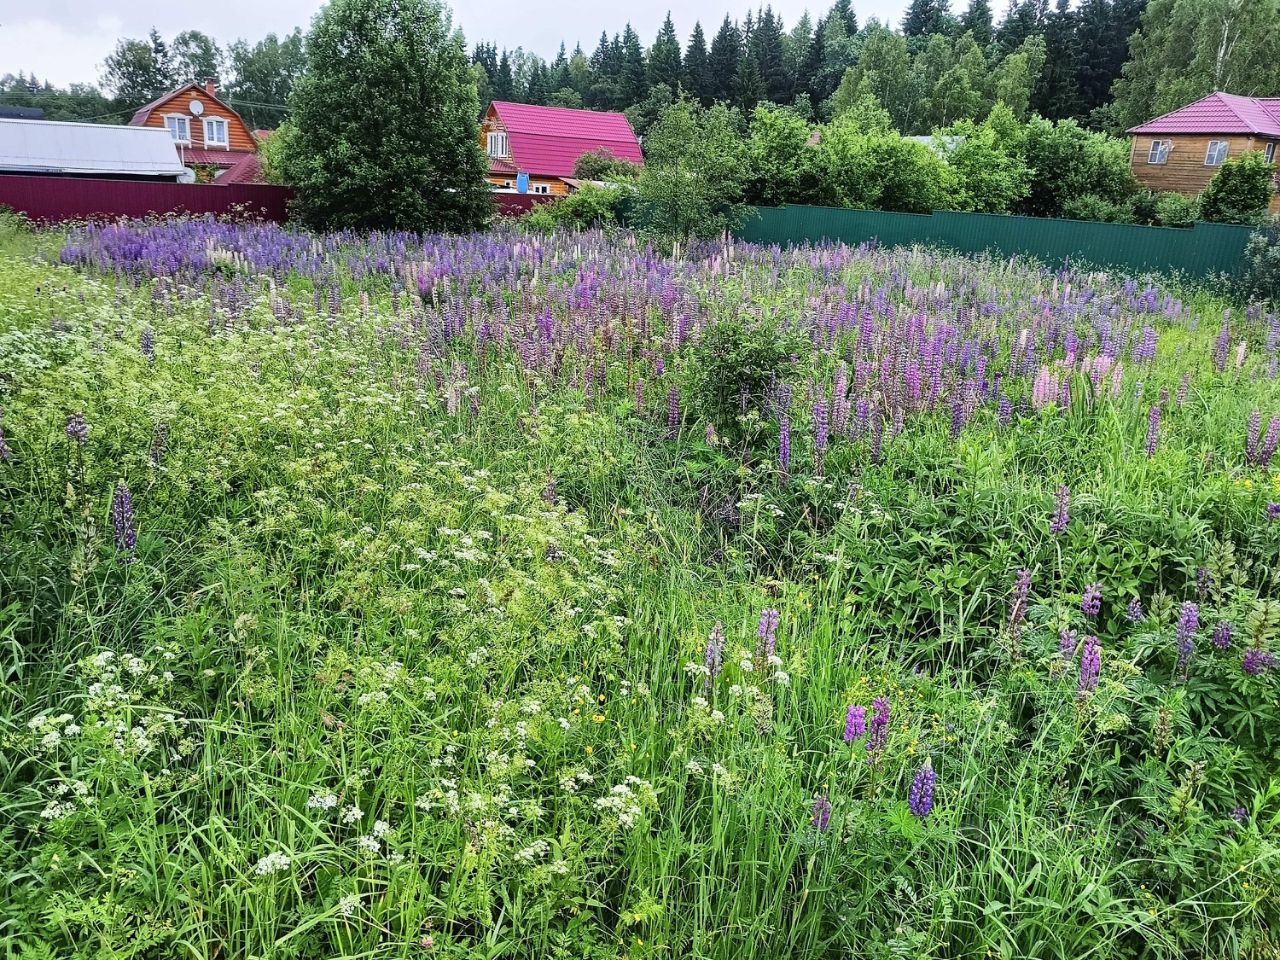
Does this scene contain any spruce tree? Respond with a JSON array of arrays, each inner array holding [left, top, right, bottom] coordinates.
[[282, 0, 491, 231], [494, 51, 515, 101], [751, 7, 789, 104], [684, 23, 714, 105], [1035, 0, 1081, 118], [648, 14, 683, 91], [620, 25, 648, 107], [709, 16, 744, 104], [903, 0, 951, 37], [960, 0, 995, 47]]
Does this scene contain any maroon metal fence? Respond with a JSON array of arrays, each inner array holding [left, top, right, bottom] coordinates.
[[0, 175, 553, 224], [0, 175, 292, 223]]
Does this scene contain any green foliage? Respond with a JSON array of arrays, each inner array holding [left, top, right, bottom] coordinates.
[[280, 0, 492, 232], [255, 123, 294, 185], [1243, 222, 1280, 305], [815, 120, 957, 213], [1155, 191, 1201, 228], [573, 148, 640, 182], [1020, 117, 1138, 218], [523, 184, 628, 231], [940, 121, 1031, 213], [743, 105, 820, 207], [1200, 153, 1279, 225], [685, 315, 801, 445], [1061, 193, 1135, 223], [635, 100, 747, 241]]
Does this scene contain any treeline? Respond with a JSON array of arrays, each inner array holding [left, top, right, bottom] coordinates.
[[1, 28, 304, 129], [3, 0, 1277, 140]]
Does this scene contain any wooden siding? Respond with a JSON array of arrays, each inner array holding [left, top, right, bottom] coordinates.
[[1129, 134, 1280, 212], [138, 88, 257, 153], [486, 175, 569, 197]]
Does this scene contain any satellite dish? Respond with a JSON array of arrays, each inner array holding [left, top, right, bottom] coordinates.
[[189, 99, 204, 116]]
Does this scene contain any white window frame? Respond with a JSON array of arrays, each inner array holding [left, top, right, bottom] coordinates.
[[486, 131, 508, 158], [1205, 140, 1229, 166], [1266, 142, 1276, 164], [1146, 140, 1171, 164], [164, 114, 191, 144], [203, 117, 229, 148]]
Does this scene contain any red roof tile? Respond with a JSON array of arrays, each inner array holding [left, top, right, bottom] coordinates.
[[176, 147, 252, 167], [490, 101, 643, 178], [1128, 92, 1280, 137], [217, 153, 264, 184]]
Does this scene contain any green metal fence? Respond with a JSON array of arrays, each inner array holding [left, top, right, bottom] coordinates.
[[735, 204, 1254, 278]]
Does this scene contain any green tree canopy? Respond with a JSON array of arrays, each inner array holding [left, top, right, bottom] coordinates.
[[281, 0, 491, 232]]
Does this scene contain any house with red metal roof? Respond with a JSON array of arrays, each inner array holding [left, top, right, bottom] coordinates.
[[1127, 92, 1280, 213], [129, 81, 264, 185], [480, 101, 643, 197]]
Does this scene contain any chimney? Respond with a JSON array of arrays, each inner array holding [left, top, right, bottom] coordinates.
[[205, 80, 217, 98]]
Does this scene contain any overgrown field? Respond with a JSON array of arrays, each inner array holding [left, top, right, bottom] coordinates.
[[1, 219, 1278, 960]]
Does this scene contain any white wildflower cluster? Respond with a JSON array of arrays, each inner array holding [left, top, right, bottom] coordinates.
[[559, 769, 596, 794], [593, 777, 655, 831], [28, 713, 80, 753], [513, 839, 550, 864], [40, 779, 92, 822], [340, 804, 363, 825], [416, 778, 461, 816], [254, 851, 291, 876], [337, 893, 360, 917], [307, 791, 339, 811]]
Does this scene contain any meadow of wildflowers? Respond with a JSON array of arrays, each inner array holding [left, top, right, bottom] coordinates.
[[1, 217, 1279, 960]]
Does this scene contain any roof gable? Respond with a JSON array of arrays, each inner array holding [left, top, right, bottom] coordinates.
[[129, 83, 248, 131], [1128, 92, 1280, 137], [489, 101, 643, 178]]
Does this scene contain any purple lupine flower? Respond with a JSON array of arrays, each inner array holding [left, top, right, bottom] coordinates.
[[704, 622, 724, 693], [65, 412, 89, 446], [866, 696, 890, 756], [1050, 485, 1070, 535], [1268, 502, 1280, 521], [1176, 372, 1190, 407], [634, 378, 645, 412], [150, 422, 169, 466], [813, 398, 829, 474], [908, 761, 936, 818], [1230, 806, 1248, 825], [1175, 601, 1199, 680], [1196, 566, 1213, 599], [1059, 628, 1078, 658], [1126, 598, 1145, 623], [1243, 647, 1275, 676], [1211, 621, 1233, 650], [1261, 418, 1280, 468], [1144, 404, 1161, 458], [810, 794, 832, 833], [140, 327, 155, 363], [1009, 568, 1032, 634], [0, 423, 10, 464], [666, 386, 680, 437], [997, 394, 1012, 426], [843, 704, 866, 743], [111, 480, 137, 561], [1081, 583, 1102, 618], [1078, 635, 1101, 696], [756, 608, 780, 660], [1213, 319, 1230, 372], [779, 414, 791, 475], [1245, 409, 1262, 466]]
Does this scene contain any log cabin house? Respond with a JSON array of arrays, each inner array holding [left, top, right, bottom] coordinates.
[[1127, 92, 1280, 214], [129, 82, 264, 184], [481, 101, 643, 197]]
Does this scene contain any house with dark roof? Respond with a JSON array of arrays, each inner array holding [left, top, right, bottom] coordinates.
[[129, 81, 264, 185], [1127, 92, 1280, 213], [480, 101, 643, 197]]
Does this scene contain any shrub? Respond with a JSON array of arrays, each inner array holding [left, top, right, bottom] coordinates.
[[940, 122, 1031, 214], [1155, 191, 1200, 228], [522, 184, 629, 231], [1242, 220, 1280, 305], [1061, 193, 1134, 223], [1020, 118, 1137, 218], [743, 105, 821, 208], [815, 120, 957, 213], [1200, 152, 1277, 224], [573, 148, 640, 182]]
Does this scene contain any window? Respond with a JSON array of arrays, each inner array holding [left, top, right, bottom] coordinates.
[[1266, 142, 1277, 164], [534, 184, 549, 194], [486, 131, 508, 157], [203, 117, 229, 147], [1147, 140, 1171, 164], [164, 115, 191, 143], [1205, 140, 1229, 166]]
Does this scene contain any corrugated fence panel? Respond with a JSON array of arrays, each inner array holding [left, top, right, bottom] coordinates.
[[735, 205, 1254, 278], [0, 175, 293, 223]]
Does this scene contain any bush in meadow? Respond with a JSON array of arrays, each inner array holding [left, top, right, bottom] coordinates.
[[1200, 151, 1278, 225]]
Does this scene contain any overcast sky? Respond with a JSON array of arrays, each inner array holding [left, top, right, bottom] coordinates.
[[2, 0, 911, 89]]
